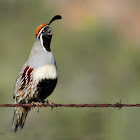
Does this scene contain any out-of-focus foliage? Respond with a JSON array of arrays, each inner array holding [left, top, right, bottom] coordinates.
[[0, 0, 140, 140]]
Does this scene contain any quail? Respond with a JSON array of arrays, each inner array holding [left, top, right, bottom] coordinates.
[[12, 15, 62, 132]]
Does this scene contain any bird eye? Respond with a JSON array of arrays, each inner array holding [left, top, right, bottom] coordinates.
[[42, 30, 45, 33]]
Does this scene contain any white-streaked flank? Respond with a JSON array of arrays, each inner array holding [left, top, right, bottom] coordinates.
[[33, 64, 57, 81]]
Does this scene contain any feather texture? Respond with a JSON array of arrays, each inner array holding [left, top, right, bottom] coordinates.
[[12, 22, 58, 132]]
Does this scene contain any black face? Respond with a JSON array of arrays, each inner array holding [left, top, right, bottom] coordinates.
[[38, 15, 62, 52], [39, 25, 52, 52], [41, 26, 52, 37]]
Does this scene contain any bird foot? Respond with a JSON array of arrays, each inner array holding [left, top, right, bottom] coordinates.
[[31, 101, 41, 106], [43, 100, 54, 111], [31, 101, 41, 113]]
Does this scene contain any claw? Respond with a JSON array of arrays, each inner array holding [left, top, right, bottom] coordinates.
[[31, 101, 41, 113], [51, 106, 53, 111], [43, 100, 54, 111], [37, 107, 39, 113]]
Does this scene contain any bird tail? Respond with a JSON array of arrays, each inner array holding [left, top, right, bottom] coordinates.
[[12, 106, 30, 132]]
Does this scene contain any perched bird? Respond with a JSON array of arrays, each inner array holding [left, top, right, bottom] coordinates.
[[12, 15, 62, 132]]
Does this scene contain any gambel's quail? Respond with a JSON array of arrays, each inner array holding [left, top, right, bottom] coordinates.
[[12, 15, 62, 132]]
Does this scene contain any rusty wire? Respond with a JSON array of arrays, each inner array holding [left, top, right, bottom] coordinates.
[[0, 101, 140, 109]]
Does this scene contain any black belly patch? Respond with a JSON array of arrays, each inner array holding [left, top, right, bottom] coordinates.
[[37, 78, 57, 100]]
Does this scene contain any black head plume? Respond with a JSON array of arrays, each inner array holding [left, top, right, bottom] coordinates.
[[48, 15, 62, 25]]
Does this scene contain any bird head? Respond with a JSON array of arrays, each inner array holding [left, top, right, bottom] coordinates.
[[35, 15, 62, 39]]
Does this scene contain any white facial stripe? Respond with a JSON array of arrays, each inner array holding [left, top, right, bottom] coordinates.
[[37, 25, 48, 38], [40, 34, 47, 51], [40, 34, 43, 46]]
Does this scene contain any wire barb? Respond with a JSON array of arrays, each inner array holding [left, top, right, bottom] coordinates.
[[0, 101, 140, 109]]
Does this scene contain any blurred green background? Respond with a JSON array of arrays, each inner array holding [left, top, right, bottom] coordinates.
[[0, 0, 140, 140]]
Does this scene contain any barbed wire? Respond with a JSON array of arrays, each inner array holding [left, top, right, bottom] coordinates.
[[0, 101, 140, 109]]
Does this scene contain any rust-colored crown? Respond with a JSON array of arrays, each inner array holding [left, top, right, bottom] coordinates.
[[35, 23, 48, 38]]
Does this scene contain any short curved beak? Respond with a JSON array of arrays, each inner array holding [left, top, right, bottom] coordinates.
[[47, 29, 53, 35]]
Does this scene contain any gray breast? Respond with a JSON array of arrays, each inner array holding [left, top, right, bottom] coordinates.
[[27, 51, 56, 69]]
